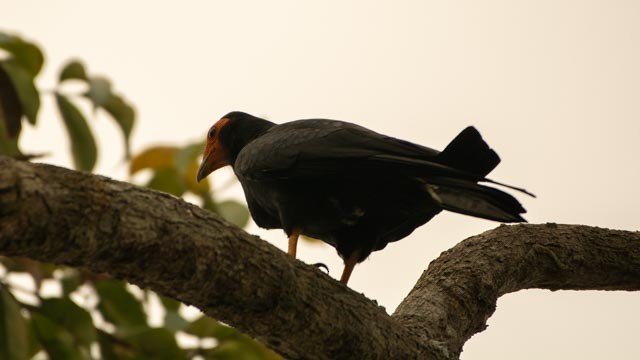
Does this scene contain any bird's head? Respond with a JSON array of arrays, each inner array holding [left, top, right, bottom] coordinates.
[[197, 111, 274, 182]]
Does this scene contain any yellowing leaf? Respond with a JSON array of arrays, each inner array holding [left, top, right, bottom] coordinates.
[[146, 168, 186, 197], [184, 159, 210, 194], [129, 146, 176, 175]]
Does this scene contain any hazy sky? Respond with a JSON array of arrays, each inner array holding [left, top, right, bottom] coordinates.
[[3, 1, 639, 358]]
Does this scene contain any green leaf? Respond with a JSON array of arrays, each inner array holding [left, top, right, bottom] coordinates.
[[202, 341, 263, 360], [0, 60, 40, 125], [125, 328, 187, 360], [26, 319, 42, 359], [102, 93, 135, 157], [31, 313, 89, 360], [55, 93, 98, 171], [98, 331, 146, 360], [61, 60, 134, 159], [146, 168, 186, 197], [95, 281, 148, 335], [39, 298, 96, 346], [216, 200, 250, 228], [187, 318, 281, 360], [201, 192, 217, 213], [202, 335, 281, 360], [59, 60, 88, 82], [86, 76, 112, 107], [0, 32, 44, 78], [160, 294, 189, 333], [175, 142, 204, 175], [0, 285, 29, 360], [6, 259, 57, 291], [164, 311, 189, 333], [185, 316, 236, 340], [0, 63, 23, 138], [60, 269, 83, 296], [0, 104, 22, 158], [97, 331, 120, 360], [160, 296, 181, 312]]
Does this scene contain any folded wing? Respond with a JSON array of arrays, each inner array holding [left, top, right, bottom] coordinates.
[[236, 120, 531, 223]]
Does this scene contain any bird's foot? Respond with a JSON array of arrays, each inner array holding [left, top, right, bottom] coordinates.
[[312, 262, 329, 274]]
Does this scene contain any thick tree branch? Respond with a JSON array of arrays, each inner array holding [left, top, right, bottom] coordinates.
[[1, 156, 638, 359], [393, 223, 640, 357], [0, 157, 446, 360]]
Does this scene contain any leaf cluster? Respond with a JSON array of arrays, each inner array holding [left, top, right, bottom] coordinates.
[[0, 33, 133, 169], [129, 144, 250, 228], [0, 260, 278, 359], [0, 31, 269, 359]]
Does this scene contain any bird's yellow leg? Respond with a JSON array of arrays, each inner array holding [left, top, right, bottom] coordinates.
[[340, 251, 360, 285], [288, 228, 301, 258]]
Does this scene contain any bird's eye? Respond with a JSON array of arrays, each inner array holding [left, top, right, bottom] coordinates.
[[208, 127, 216, 139]]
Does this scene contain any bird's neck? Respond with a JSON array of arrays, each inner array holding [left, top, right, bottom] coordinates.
[[221, 116, 275, 166]]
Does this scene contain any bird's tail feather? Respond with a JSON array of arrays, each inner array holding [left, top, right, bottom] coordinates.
[[437, 126, 500, 177], [426, 177, 526, 223], [437, 126, 536, 198]]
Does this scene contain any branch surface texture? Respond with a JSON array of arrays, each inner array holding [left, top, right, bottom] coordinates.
[[393, 223, 640, 356], [1, 156, 638, 359]]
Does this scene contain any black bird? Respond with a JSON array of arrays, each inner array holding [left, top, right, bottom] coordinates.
[[197, 112, 532, 284]]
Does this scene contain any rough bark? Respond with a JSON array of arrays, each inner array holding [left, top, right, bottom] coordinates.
[[393, 224, 640, 357], [0, 157, 446, 359], [0, 156, 638, 359]]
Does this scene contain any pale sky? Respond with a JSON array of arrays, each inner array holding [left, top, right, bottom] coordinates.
[[3, 1, 640, 358]]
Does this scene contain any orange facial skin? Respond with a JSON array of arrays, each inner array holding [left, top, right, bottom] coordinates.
[[196, 117, 231, 182]]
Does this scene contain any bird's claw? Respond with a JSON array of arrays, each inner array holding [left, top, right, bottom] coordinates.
[[312, 262, 329, 274]]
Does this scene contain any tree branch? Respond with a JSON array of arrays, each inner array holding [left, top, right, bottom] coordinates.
[[1, 156, 638, 359], [393, 223, 640, 357], [0, 157, 446, 360]]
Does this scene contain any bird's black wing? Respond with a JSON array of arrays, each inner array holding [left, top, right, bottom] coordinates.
[[235, 119, 532, 223], [235, 119, 482, 182]]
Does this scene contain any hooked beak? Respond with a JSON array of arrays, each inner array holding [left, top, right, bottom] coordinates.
[[196, 153, 213, 183], [196, 145, 229, 182], [198, 117, 232, 182]]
